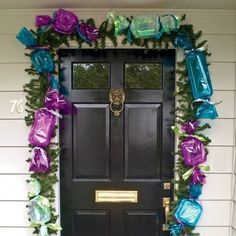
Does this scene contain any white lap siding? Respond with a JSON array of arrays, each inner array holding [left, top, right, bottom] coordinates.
[[0, 9, 235, 236]]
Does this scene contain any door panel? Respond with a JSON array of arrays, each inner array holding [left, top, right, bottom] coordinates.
[[73, 104, 110, 179], [124, 211, 160, 236], [73, 210, 110, 236], [59, 49, 175, 236], [124, 104, 162, 179]]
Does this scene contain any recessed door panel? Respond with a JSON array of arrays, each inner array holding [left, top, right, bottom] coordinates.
[[124, 104, 162, 179], [73, 104, 110, 179], [124, 211, 160, 236], [73, 210, 110, 236]]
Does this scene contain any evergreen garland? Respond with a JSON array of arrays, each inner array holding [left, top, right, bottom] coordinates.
[[18, 11, 212, 236]]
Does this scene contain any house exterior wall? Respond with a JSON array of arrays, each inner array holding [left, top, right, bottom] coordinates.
[[0, 9, 235, 236]]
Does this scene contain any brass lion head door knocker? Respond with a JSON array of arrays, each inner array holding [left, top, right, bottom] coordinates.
[[109, 88, 125, 117]]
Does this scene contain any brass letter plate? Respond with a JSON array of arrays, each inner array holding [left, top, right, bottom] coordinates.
[[95, 190, 138, 203]]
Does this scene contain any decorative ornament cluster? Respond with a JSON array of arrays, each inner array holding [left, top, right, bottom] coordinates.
[[16, 8, 219, 236], [28, 178, 62, 235]]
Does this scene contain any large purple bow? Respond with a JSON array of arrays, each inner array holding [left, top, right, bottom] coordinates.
[[44, 89, 67, 111], [35, 8, 78, 34]]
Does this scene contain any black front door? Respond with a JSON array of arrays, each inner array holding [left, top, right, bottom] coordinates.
[[59, 49, 175, 236]]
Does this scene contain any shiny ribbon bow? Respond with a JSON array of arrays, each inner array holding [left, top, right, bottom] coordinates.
[[41, 107, 63, 119], [44, 89, 67, 111], [192, 98, 222, 106]]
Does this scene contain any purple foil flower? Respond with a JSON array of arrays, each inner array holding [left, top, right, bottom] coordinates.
[[181, 120, 199, 135], [180, 137, 207, 166], [52, 8, 78, 34], [28, 108, 56, 147], [44, 89, 67, 111], [35, 15, 52, 27], [191, 167, 206, 185], [77, 23, 99, 42], [29, 147, 51, 173]]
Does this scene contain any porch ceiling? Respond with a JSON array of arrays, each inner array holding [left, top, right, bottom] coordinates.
[[0, 0, 236, 10]]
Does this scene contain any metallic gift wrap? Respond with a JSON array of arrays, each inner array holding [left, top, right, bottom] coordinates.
[[28, 178, 41, 197], [39, 225, 49, 236], [107, 12, 130, 36], [170, 224, 183, 236], [77, 23, 99, 42], [29, 147, 51, 173], [189, 184, 202, 199], [29, 195, 51, 224], [48, 75, 60, 90], [174, 33, 193, 50], [174, 199, 203, 227], [31, 50, 54, 73], [16, 27, 37, 47], [180, 137, 207, 166], [35, 15, 52, 27], [44, 89, 67, 111], [52, 8, 78, 34], [186, 49, 213, 100], [28, 108, 56, 147], [181, 120, 199, 135], [191, 167, 206, 185], [195, 102, 218, 119], [130, 15, 161, 39], [160, 15, 180, 33]]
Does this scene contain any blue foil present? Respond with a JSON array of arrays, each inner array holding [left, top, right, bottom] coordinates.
[[186, 49, 213, 100], [49, 75, 60, 89], [174, 33, 193, 50], [195, 101, 218, 119], [16, 27, 37, 47], [174, 199, 203, 227], [31, 50, 54, 73], [189, 184, 202, 199], [130, 15, 161, 39], [170, 224, 183, 236]]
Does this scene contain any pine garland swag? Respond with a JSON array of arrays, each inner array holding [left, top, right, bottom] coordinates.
[[16, 10, 216, 236]]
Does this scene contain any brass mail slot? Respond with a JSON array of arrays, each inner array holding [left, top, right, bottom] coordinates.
[[95, 190, 138, 203]]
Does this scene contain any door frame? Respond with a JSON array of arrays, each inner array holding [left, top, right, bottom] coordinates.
[[56, 45, 180, 235]]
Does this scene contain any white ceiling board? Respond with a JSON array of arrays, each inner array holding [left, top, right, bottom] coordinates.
[[0, 0, 235, 10]]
